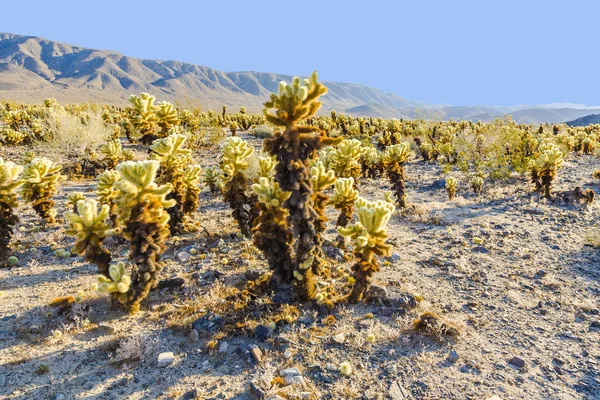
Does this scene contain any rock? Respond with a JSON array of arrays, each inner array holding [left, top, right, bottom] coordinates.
[[249, 380, 266, 399], [157, 277, 185, 290], [590, 320, 600, 329], [1, 314, 16, 321], [97, 322, 116, 334], [332, 333, 346, 344], [218, 341, 229, 353], [509, 356, 525, 368], [280, 367, 304, 385], [255, 324, 271, 341], [157, 352, 175, 367], [177, 252, 192, 263], [430, 179, 446, 189], [366, 284, 388, 302], [534, 270, 547, 279], [250, 346, 263, 363], [189, 329, 199, 343], [245, 268, 261, 281], [447, 349, 460, 364], [391, 253, 401, 262], [389, 380, 410, 400], [181, 388, 200, 400], [192, 312, 223, 334], [197, 269, 224, 286], [54, 394, 66, 400], [472, 246, 490, 254], [0, 374, 5, 387], [323, 246, 345, 261], [297, 315, 314, 325]]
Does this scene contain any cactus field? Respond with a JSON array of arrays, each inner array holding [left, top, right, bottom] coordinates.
[[0, 74, 599, 399]]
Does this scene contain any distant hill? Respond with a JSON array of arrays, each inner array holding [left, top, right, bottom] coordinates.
[[566, 114, 600, 127], [0, 32, 597, 123]]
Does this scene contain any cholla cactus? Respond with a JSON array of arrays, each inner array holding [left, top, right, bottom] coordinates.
[[114, 160, 176, 313], [203, 166, 221, 194], [95, 169, 121, 222], [419, 142, 434, 161], [99, 140, 127, 169], [97, 262, 131, 296], [155, 101, 179, 134], [361, 146, 381, 178], [0, 159, 23, 261], [470, 176, 484, 194], [128, 93, 159, 142], [150, 134, 193, 233], [21, 157, 64, 224], [182, 164, 202, 215], [0, 127, 25, 146], [330, 177, 358, 227], [252, 177, 294, 281], [329, 139, 365, 180], [21, 151, 36, 165], [532, 144, 564, 199], [383, 143, 411, 208], [257, 156, 276, 179], [593, 170, 600, 180], [262, 71, 341, 299], [66, 192, 86, 213], [221, 137, 254, 237], [310, 161, 336, 274], [64, 199, 113, 278], [338, 197, 395, 303], [445, 177, 457, 200]]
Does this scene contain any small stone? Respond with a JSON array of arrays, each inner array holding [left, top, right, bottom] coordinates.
[[472, 246, 490, 254], [590, 320, 600, 329], [250, 347, 262, 363], [283, 350, 292, 359], [255, 324, 271, 341], [220, 246, 231, 254], [177, 252, 192, 262], [332, 333, 346, 344], [157, 277, 185, 290], [97, 322, 116, 334], [55, 394, 66, 400], [218, 341, 229, 353], [189, 329, 199, 343], [447, 349, 460, 364], [0, 374, 5, 387], [534, 270, 547, 279], [245, 268, 261, 281], [157, 352, 175, 367], [509, 356, 525, 368], [192, 312, 223, 334], [391, 253, 401, 262], [323, 245, 345, 261], [389, 380, 410, 400], [280, 367, 304, 385], [297, 315, 314, 325], [249, 380, 266, 399], [1, 314, 16, 321]]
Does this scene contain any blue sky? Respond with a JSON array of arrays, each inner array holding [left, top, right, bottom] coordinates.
[[1, 0, 598, 106]]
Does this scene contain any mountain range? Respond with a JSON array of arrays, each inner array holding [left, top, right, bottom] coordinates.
[[1, 32, 598, 124]]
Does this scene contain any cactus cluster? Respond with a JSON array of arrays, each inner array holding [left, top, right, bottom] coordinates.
[[383, 142, 411, 208], [0, 159, 23, 262], [530, 143, 564, 199], [20, 157, 64, 224]]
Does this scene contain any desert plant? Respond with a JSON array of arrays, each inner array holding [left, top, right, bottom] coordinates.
[[361, 146, 381, 178], [330, 177, 358, 228], [95, 169, 121, 222], [220, 136, 254, 237], [21, 157, 64, 224], [252, 124, 275, 139], [262, 71, 341, 299], [99, 139, 128, 169], [532, 144, 564, 199], [445, 177, 457, 200], [593, 170, 600, 180], [383, 142, 411, 208], [0, 159, 23, 262], [66, 192, 86, 212], [470, 176, 484, 194], [155, 101, 179, 135], [329, 139, 365, 180], [203, 166, 221, 194], [97, 261, 132, 296], [114, 160, 176, 313], [257, 156, 276, 180], [182, 164, 202, 215], [129, 93, 159, 143], [338, 197, 395, 303], [310, 161, 336, 274]]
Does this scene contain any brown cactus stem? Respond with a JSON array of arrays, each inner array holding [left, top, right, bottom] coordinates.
[[125, 201, 169, 313], [225, 173, 252, 238], [166, 182, 186, 235], [541, 176, 553, 199], [531, 170, 542, 192], [347, 258, 380, 304], [183, 185, 200, 215], [0, 200, 18, 261], [311, 191, 329, 276], [387, 162, 407, 208], [84, 244, 112, 278]]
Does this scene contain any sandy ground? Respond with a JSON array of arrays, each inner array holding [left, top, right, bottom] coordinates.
[[0, 139, 599, 400]]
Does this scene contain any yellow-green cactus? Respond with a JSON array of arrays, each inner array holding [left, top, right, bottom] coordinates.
[[330, 139, 365, 180], [383, 142, 411, 208], [221, 137, 254, 237], [330, 177, 358, 227], [97, 262, 132, 295], [155, 101, 179, 135], [0, 126, 25, 146], [310, 161, 336, 274], [66, 192, 86, 213], [114, 160, 176, 313], [21, 157, 64, 224], [203, 166, 221, 194], [99, 139, 126, 169], [64, 198, 113, 277], [361, 146, 382, 178], [0, 159, 23, 261], [128, 93, 159, 141], [470, 176, 484, 194], [95, 169, 121, 221], [445, 177, 457, 200], [532, 144, 564, 199], [257, 156, 276, 180], [338, 197, 395, 303], [182, 164, 202, 215]]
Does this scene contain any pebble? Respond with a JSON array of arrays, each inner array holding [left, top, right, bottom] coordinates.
[[509, 356, 525, 368], [54, 394, 66, 400], [250, 347, 262, 363], [472, 246, 491, 254], [297, 315, 314, 325], [389, 380, 410, 400], [192, 312, 223, 333], [177, 252, 192, 262], [189, 329, 199, 343], [244, 268, 261, 281], [591, 320, 600, 329], [249, 381, 266, 399], [255, 324, 271, 341], [447, 349, 460, 364], [0, 374, 5, 387], [280, 367, 304, 385], [218, 341, 229, 353], [332, 333, 346, 344], [157, 352, 175, 367]]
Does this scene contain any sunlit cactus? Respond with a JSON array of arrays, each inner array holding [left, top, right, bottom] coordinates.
[[182, 164, 202, 215], [64, 198, 113, 278], [262, 71, 341, 299], [221, 136, 254, 237], [330, 177, 358, 228], [330, 139, 365, 180], [155, 101, 179, 135], [470, 176, 484, 194], [252, 177, 294, 279], [361, 146, 381, 178], [97, 261, 132, 295], [532, 143, 564, 199], [310, 161, 336, 274], [128, 93, 159, 142], [338, 197, 395, 303], [21, 157, 64, 224], [66, 192, 86, 212], [203, 166, 221, 194], [95, 169, 121, 221], [0, 126, 25, 146], [99, 139, 127, 169], [257, 156, 276, 179], [445, 177, 457, 200], [114, 160, 176, 313], [229, 121, 239, 137], [383, 142, 411, 208], [0, 159, 23, 262]]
